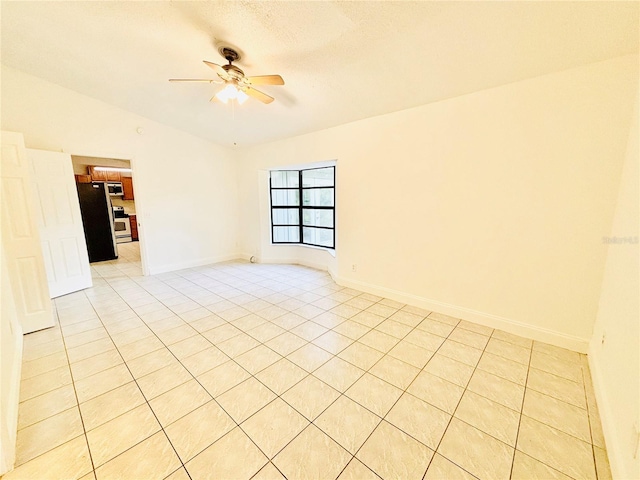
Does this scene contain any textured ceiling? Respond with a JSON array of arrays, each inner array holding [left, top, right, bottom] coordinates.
[[2, 1, 638, 147]]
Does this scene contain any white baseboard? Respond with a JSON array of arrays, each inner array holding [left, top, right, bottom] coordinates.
[[147, 252, 244, 275], [331, 273, 590, 353], [258, 256, 329, 272], [148, 252, 329, 276], [150, 256, 588, 352]]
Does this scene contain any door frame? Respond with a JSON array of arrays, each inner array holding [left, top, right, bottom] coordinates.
[[62, 147, 149, 276]]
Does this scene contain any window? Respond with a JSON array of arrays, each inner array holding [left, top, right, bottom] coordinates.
[[270, 166, 335, 249]]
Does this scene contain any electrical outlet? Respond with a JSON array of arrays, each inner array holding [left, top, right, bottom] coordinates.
[[351, 264, 357, 272]]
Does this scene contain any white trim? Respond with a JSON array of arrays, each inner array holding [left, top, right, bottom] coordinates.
[[155, 253, 332, 273], [269, 242, 336, 257], [154, 253, 589, 352], [147, 252, 244, 275], [331, 273, 590, 353], [235, 252, 254, 262], [258, 256, 329, 272], [328, 264, 338, 280]]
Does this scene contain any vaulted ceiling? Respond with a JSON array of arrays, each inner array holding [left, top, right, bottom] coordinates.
[[2, 1, 638, 147]]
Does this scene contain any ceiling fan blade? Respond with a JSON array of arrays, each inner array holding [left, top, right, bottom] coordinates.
[[169, 79, 219, 83], [247, 75, 285, 86], [244, 87, 274, 104], [203, 60, 230, 80]]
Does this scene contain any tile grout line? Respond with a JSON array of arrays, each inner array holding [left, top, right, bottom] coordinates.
[[234, 299, 409, 478], [51, 302, 98, 479], [415, 321, 492, 480], [582, 356, 600, 480], [507, 336, 534, 479], [80, 277, 195, 480], [68, 280, 503, 479], [28, 297, 537, 480], [21, 252, 604, 480], [87, 263, 314, 475], [92, 260, 329, 479], [328, 312, 470, 480], [325, 308, 450, 479], [514, 345, 597, 478], [169, 294, 404, 476]]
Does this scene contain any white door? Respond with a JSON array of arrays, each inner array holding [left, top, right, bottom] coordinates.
[[27, 149, 92, 298], [0, 131, 53, 333], [0, 246, 24, 475]]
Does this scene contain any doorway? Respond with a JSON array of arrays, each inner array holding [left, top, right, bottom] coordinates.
[[71, 155, 144, 273]]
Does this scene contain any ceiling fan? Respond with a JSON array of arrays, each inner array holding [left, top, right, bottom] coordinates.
[[169, 46, 284, 105]]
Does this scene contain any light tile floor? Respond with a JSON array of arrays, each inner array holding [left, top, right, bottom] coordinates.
[[7, 242, 612, 479]]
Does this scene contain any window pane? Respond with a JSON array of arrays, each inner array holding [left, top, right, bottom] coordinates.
[[271, 189, 299, 206], [302, 188, 334, 207], [303, 227, 333, 248], [302, 209, 333, 228], [302, 167, 334, 188], [273, 226, 300, 243], [273, 208, 299, 225], [271, 170, 299, 188]]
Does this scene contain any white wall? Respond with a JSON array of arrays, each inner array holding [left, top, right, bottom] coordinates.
[[1, 66, 240, 274], [589, 92, 639, 479], [238, 55, 638, 351]]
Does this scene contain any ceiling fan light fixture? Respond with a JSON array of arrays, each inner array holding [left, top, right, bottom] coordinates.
[[236, 89, 249, 105], [215, 83, 248, 105], [215, 84, 234, 103]]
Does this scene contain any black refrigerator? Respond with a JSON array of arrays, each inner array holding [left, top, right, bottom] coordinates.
[[76, 182, 118, 262]]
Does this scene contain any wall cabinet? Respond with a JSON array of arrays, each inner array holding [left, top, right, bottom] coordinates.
[[106, 171, 122, 182], [129, 215, 138, 241], [88, 166, 106, 181], [121, 176, 134, 200], [88, 166, 121, 182], [74, 174, 92, 183]]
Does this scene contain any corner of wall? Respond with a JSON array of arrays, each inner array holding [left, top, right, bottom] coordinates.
[[587, 339, 620, 477], [585, 88, 639, 480]]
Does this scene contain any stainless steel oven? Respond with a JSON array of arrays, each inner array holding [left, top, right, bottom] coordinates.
[[113, 207, 132, 243]]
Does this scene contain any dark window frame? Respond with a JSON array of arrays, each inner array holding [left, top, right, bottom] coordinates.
[[270, 166, 335, 249]]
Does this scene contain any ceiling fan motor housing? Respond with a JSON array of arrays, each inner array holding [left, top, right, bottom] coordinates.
[[218, 46, 241, 63], [223, 64, 245, 81]]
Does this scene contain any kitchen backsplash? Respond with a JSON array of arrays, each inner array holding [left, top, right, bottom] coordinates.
[[111, 198, 136, 214]]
